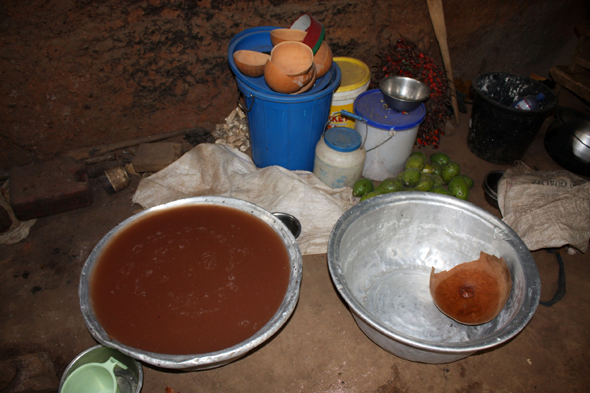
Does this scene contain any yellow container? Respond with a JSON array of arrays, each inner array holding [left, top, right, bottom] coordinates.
[[329, 57, 371, 128]]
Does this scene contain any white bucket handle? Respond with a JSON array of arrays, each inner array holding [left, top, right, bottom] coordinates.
[[339, 110, 397, 152]]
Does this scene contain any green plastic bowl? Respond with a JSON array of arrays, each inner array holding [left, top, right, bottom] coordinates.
[[61, 357, 127, 393]]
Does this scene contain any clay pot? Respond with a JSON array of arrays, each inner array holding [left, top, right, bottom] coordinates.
[[429, 251, 512, 325], [264, 60, 315, 94], [233, 50, 270, 77], [270, 28, 307, 46], [292, 63, 317, 95], [313, 42, 333, 79], [269, 41, 313, 76]]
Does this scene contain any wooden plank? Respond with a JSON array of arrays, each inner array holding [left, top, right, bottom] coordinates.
[[426, 0, 460, 126], [58, 128, 199, 161], [550, 65, 590, 103]]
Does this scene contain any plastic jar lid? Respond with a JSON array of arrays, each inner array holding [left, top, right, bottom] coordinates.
[[333, 58, 371, 93], [324, 127, 362, 152], [354, 89, 426, 131]]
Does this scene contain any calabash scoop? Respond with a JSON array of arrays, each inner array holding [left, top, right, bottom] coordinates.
[[429, 251, 512, 325]]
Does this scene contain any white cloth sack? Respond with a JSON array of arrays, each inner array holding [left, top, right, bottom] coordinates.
[[132, 143, 356, 255], [498, 162, 590, 253]]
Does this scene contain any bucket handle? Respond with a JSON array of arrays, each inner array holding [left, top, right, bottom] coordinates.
[[237, 91, 254, 113], [339, 110, 397, 152], [324, 111, 369, 147]]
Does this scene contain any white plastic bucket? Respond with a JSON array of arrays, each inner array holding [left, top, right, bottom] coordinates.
[[356, 122, 420, 181], [329, 58, 371, 129], [351, 89, 426, 181]]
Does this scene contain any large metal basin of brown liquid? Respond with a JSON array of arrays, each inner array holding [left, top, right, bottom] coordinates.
[[79, 196, 302, 371]]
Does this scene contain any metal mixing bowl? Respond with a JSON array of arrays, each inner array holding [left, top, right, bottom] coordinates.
[[79, 196, 303, 371], [328, 192, 540, 364], [379, 76, 431, 112]]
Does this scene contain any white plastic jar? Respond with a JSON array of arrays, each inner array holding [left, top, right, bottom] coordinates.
[[313, 127, 366, 188]]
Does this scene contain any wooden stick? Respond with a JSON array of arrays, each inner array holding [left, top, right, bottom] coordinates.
[[426, 0, 460, 126], [58, 128, 198, 161]]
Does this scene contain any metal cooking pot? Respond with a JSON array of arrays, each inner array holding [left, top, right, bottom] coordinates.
[[544, 106, 590, 176]]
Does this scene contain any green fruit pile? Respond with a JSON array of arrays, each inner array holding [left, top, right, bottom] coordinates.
[[353, 151, 474, 201]]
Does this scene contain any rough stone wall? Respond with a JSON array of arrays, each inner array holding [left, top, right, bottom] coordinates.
[[0, 0, 588, 169]]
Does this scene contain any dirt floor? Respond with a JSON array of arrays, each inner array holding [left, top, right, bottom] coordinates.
[[1, 90, 590, 393]]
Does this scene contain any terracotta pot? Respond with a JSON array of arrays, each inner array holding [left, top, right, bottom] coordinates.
[[270, 28, 306, 46], [270, 41, 313, 76], [233, 50, 270, 77], [313, 42, 333, 79], [264, 59, 315, 94]]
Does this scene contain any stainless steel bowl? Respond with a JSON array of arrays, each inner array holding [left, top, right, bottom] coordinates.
[[79, 196, 303, 371], [328, 192, 540, 364], [379, 76, 431, 112]]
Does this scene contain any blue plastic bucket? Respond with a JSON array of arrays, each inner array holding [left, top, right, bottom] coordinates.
[[229, 27, 342, 171]]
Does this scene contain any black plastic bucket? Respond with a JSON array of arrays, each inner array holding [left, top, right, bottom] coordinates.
[[467, 72, 557, 164]]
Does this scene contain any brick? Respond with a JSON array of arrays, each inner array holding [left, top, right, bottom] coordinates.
[[9, 157, 93, 221]]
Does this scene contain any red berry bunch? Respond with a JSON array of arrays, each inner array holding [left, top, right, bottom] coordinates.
[[373, 37, 452, 148]]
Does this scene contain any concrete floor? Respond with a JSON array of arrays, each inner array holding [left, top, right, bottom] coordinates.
[[1, 91, 590, 393]]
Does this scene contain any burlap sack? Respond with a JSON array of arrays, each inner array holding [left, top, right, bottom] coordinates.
[[497, 162, 590, 253]]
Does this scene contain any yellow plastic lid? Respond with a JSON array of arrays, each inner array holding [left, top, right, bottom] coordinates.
[[334, 57, 371, 93]]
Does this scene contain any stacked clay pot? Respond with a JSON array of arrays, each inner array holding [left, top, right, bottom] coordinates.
[[265, 41, 315, 94], [233, 27, 333, 94]]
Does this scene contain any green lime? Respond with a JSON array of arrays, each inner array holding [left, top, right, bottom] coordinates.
[[405, 154, 426, 171], [448, 176, 469, 200], [415, 173, 435, 192], [402, 168, 422, 187], [459, 175, 475, 190], [431, 186, 452, 195], [430, 152, 451, 167], [352, 178, 374, 198], [410, 151, 427, 161], [376, 178, 404, 193], [401, 187, 418, 192], [360, 190, 381, 201], [431, 174, 444, 188], [422, 162, 436, 174], [432, 162, 443, 176], [441, 162, 461, 184], [423, 162, 442, 176]]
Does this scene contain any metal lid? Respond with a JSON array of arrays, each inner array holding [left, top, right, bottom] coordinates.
[[354, 89, 426, 131], [333, 57, 371, 92], [324, 127, 362, 152]]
